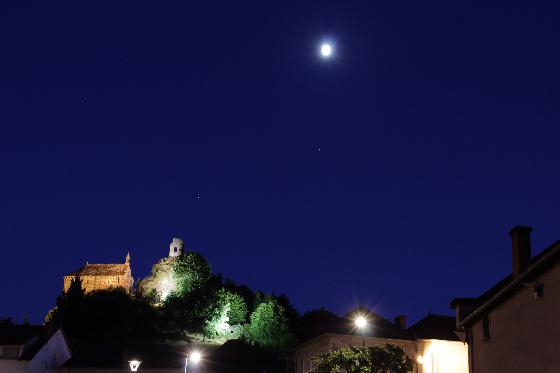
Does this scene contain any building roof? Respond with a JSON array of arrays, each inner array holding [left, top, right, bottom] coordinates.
[[295, 310, 415, 349], [0, 324, 66, 361], [0, 324, 43, 346], [407, 314, 460, 341], [328, 311, 414, 340], [66, 263, 129, 277], [452, 239, 560, 327]]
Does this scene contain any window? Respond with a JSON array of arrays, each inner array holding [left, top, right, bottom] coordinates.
[[483, 315, 490, 341]]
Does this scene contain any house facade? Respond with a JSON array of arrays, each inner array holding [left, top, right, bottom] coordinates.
[[294, 312, 468, 373], [452, 226, 560, 373]]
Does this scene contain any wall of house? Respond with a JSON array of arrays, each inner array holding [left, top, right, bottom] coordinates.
[[294, 334, 417, 373], [417, 339, 468, 373], [468, 263, 560, 373]]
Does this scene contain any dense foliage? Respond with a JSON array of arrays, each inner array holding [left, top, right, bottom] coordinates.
[[172, 251, 212, 295], [204, 289, 248, 338], [309, 344, 414, 373], [244, 299, 294, 351], [50, 277, 158, 340]]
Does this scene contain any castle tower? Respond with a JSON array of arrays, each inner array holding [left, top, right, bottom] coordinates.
[[169, 237, 184, 257]]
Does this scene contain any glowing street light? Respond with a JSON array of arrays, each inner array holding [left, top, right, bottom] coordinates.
[[129, 360, 141, 371], [185, 351, 202, 373], [355, 316, 367, 329], [354, 315, 368, 346], [190, 351, 202, 364]]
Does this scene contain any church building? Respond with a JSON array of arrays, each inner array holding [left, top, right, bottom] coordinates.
[[63, 253, 134, 294]]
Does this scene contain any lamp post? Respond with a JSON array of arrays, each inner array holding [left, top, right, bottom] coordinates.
[[355, 316, 367, 346]]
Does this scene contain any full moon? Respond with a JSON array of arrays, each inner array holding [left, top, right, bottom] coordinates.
[[320, 43, 333, 57]]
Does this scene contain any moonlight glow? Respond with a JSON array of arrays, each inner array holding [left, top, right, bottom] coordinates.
[[320, 43, 333, 57]]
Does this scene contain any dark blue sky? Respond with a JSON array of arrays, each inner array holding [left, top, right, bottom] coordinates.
[[2, 1, 560, 324]]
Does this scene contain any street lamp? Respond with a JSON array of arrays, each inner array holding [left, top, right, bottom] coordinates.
[[355, 315, 368, 346], [185, 351, 202, 373], [129, 360, 141, 372]]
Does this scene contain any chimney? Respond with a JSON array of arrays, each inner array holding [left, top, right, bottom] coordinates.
[[509, 226, 532, 278], [394, 315, 406, 329]]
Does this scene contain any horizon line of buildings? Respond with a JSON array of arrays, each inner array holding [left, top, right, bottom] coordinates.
[[2, 225, 559, 372]]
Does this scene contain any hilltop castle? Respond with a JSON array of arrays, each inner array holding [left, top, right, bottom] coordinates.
[[63, 238, 185, 295]]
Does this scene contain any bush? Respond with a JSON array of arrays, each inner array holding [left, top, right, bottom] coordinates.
[[309, 344, 414, 373]]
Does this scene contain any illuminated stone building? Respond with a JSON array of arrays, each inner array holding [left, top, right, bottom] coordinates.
[[63, 253, 133, 294]]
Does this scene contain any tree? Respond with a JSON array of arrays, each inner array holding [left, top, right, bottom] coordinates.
[[51, 277, 86, 336], [309, 344, 414, 373], [244, 299, 293, 351], [204, 289, 248, 338], [50, 278, 159, 341], [172, 251, 212, 295]]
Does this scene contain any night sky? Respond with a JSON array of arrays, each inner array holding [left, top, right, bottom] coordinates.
[[2, 1, 560, 324]]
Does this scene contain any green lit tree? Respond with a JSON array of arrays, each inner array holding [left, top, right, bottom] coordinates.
[[204, 289, 248, 338], [244, 299, 293, 351], [309, 344, 414, 373], [172, 251, 212, 295]]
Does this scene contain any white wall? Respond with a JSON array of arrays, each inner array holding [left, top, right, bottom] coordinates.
[[29, 329, 71, 373]]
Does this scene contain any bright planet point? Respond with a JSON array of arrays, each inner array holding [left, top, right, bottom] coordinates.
[[320, 43, 332, 57]]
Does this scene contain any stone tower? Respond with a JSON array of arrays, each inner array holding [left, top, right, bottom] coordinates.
[[169, 237, 184, 257]]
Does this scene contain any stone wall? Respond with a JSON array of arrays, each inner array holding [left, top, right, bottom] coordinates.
[[63, 271, 133, 294]]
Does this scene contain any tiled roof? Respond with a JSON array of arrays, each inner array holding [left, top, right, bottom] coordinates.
[[452, 239, 560, 327], [407, 314, 460, 341], [67, 263, 128, 277]]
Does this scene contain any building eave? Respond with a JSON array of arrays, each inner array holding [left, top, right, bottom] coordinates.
[[460, 241, 560, 328]]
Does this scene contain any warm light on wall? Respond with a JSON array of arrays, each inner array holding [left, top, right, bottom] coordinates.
[[418, 339, 468, 373]]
